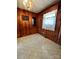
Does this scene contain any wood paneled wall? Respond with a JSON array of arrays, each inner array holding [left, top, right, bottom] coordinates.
[[37, 3, 61, 45], [17, 2, 61, 45], [17, 8, 38, 38]]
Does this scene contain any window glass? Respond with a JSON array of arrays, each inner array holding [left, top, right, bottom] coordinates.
[[42, 9, 57, 31]]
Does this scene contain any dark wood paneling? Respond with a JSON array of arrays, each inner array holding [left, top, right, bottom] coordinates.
[[17, 2, 61, 45], [37, 3, 61, 45], [17, 8, 38, 38]]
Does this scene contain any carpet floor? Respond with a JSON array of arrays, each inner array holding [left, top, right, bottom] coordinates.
[[17, 33, 61, 59]]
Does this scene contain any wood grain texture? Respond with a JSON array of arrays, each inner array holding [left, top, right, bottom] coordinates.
[[17, 8, 38, 38], [37, 3, 61, 45], [17, 2, 61, 45]]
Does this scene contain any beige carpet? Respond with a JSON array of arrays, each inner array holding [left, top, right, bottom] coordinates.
[[17, 33, 61, 59]]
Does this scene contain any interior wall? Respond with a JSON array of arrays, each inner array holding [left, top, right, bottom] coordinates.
[[17, 8, 38, 38], [17, 2, 61, 45], [37, 3, 61, 44]]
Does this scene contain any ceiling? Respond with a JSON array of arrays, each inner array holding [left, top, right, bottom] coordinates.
[[17, 0, 59, 13]]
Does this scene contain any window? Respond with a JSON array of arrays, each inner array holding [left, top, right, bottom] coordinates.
[[42, 9, 57, 31], [32, 17, 36, 26], [32, 18, 34, 25]]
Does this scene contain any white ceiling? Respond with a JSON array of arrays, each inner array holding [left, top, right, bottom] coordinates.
[[17, 0, 59, 13]]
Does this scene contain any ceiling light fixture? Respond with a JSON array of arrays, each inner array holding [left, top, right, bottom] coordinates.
[[23, 0, 32, 10]]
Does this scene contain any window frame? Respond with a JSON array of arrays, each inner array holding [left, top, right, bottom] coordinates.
[[42, 9, 57, 31]]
